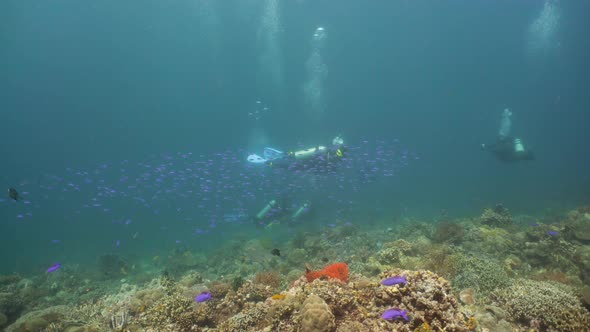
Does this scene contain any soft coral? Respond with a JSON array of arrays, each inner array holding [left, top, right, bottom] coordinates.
[[305, 262, 349, 283]]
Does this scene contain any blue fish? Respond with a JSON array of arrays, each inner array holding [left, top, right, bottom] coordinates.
[[195, 291, 212, 303], [381, 308, 409, 321], [381, 275, 407, 286], [547, 231, 559, 236]]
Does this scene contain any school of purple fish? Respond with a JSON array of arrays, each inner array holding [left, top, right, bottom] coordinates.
[[1, 139, 416, 272]]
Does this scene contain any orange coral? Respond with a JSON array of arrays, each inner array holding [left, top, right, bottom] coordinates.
[[466, 316, 478, 330], [414, 322, 432, 332], [305, 262, 349, 283]]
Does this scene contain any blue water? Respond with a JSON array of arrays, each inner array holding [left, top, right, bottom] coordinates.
[[1, 0, 589, 274]]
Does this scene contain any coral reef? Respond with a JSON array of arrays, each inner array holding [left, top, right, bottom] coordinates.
[[253, 271, 281, 290], [0, 274, 21, 286], [433, 221, 465, 244], [4, 305, 68, 332], [0, 291, 25, 325], [479, 204, 512, 226], [493, 279, 590, 331], [376, 240, 414, 266], [3, 206, 590, 331], [97, 254, 129, 279], [451, 254, 511, 296], [305, 262, 349, 283], [139, 292, 203, 329], [373, 269, 470, 331], [207, 281, 232, 299], [300, 294, 335, 332]]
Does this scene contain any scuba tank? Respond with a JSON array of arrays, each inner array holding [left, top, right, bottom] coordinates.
[[256, 200, 276, 220], [291, 202, 310, 221], [293, 146, 326, 160], [514, 138, 525, 153]]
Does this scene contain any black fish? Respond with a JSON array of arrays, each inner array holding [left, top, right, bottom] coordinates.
[[8, 188, 19, 201], [271, 248, 281, 257]]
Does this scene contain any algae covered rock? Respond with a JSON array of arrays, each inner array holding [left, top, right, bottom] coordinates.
[[300, 294, 335, 332]]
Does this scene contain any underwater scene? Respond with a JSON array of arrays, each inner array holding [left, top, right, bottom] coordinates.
[[1, 1, 589, 331]]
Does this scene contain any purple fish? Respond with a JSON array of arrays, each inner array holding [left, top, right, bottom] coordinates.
[[381, 308, 409, 321], [381, 275, 407, 286], [47, 263, 61, 273], [547, 231, 559, 236], [194, 291, 212, 303]]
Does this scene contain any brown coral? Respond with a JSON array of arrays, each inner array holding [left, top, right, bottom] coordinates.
[[300, 294, 335, 332]]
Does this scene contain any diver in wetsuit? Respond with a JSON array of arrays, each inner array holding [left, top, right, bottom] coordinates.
[[481, 109, 535, 162], [267, 136, 347, 171]]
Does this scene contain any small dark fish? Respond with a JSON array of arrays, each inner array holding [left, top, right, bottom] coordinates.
[[381, 275, 407, 286], [271, 248, 281, 257], [8, 188, 20, 201], [194, 291, 212, 303], [381, 308, 409, 321]]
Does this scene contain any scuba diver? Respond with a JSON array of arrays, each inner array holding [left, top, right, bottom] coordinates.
[[481, 109, 535, 162], [247, 136, 343, 229], [247, 136, 347, 171], [253, 197, 312, 230]]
